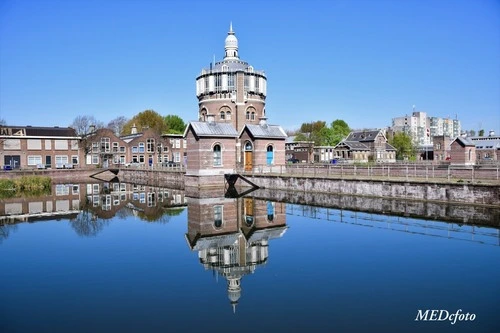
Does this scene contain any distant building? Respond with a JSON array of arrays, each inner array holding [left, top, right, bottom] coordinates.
[[449, 137, 476, 165], [392, 108, 461, 145], [0, 125, 81, 169], [469, 130, 500, 162], [285, 136, 314, 163], [432, 135, 453, 162], [334, 129, 396, 163]]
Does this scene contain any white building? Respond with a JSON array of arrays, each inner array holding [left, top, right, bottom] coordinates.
[[392, 108, 461, 145]]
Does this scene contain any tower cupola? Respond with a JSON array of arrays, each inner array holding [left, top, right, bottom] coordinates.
[[224, 22, 239, 60]]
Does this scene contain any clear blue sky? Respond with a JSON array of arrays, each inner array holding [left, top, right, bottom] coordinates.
[[1, 0, 499, 134]]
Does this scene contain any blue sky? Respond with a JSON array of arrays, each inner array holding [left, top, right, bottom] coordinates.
[[1, 0, 499, 133]]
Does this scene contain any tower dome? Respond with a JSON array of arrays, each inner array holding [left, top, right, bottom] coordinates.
[[224, 22, 239, 60]]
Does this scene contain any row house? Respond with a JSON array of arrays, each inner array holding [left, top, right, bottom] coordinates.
[[84, 128, 186, 168], [0, 126, 82, 169]]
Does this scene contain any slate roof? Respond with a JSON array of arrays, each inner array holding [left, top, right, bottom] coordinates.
[[453, 136, 475, 147], [0, 126, 78, 137], [470, 137, 500, 149], [335, 141, 370, 151], [185, 121, 238, 138], [242, 124, 287, 139], [346, 130, 382, 142], [385, 143, 397, 151]]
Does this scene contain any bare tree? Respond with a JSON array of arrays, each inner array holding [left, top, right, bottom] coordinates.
[[107, 116, 128, 136], [0, 118, 6, 126], [70, 115, 104, 135]]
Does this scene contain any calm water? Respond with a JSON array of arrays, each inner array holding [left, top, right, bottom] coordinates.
[[1, 182, 499, 333]]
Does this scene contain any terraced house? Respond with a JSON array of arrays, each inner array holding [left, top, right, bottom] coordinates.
[[0, 125, 82, 169]]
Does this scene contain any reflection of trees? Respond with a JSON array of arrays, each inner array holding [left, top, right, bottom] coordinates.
[[0, 224, 18, 244], [70, 209, 109, 237], [136, 206, 185, 223]]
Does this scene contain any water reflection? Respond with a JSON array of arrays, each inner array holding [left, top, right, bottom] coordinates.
[[185, 190, 287, 312], [0, 181, 186, 238]]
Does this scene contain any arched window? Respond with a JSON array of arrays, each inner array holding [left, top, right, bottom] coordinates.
[[246, 107, 256, 121], [213, 144, 222, 166], [214, 205, 223, 228], [267, 201, 275, 222], [266, 145, 274, 165], [245, 141, 253, 151], [219, 106, 231, 121], [200, 108, 207, 121]]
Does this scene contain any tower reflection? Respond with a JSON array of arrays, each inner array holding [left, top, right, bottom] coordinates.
[[185, 190, 287, 312]]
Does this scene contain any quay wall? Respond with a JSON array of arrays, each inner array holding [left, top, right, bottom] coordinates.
[[251, 188, 500, 227], [243, 175, 500, 206], [1, 169, 499, 206]]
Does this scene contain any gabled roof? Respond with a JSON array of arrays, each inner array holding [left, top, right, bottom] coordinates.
[[335, 141, 370, 151], [452, 136, 475, 147], [385, 143, 397, 151], [346, 130, 383, 142], [0, 126, 78, 138], [184, 121, 238, 138], [240, 124, 287, 139]]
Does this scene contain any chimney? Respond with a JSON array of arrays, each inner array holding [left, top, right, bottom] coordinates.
[[207, 114, 215, 124], [259, 117, 268, 127], [89, 125, 95, 133], [131, 123, 137, 134]]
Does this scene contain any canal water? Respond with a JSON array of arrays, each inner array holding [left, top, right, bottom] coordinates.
[[1, 182, 499, 333]]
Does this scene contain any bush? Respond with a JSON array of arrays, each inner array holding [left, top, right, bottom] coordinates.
[[0, 176, 51, 197]]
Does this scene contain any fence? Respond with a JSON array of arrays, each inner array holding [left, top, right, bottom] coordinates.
[[240, 164, 500, 184]]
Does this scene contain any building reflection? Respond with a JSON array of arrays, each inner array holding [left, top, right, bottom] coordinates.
[[185, 190, 287, 312], [0, 181, 186, 237]]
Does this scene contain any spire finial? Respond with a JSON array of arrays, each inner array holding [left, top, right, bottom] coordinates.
[[229, 21, 233, 33]]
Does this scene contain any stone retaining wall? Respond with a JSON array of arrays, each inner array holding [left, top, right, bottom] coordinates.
[[244, 175, 500, 206]]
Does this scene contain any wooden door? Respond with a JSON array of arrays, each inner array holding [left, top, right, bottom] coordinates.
[[245, 151, 253, 171]]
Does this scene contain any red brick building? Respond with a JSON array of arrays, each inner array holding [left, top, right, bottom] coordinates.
[[450, 137, 476, 165], [0, 125, 82, 169]]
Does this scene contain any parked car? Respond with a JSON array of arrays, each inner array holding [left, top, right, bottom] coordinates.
[[125, 161, 141, 167], [162, 161, 180, 168], [3, 165, 12, 171], [287, 158, 300, 164]]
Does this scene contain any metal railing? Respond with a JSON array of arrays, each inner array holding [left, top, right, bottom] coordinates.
[[239, 164, 500, 184]]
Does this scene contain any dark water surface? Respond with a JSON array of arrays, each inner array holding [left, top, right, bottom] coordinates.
[[1, 183, 499, 333]]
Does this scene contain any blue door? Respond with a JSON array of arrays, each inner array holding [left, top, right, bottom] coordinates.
[[266, 145, 273, 165]]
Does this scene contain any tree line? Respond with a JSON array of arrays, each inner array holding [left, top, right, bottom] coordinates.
[[69, 110, 186, 136]]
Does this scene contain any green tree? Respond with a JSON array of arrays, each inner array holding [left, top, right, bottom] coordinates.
[[295, 121, 328, 145], [164, 115, 186, 134], [122, 109, 167, 135], [478, 129, 485, 137], [330, 119, 350, 146], [389, 132, 416, 160]]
